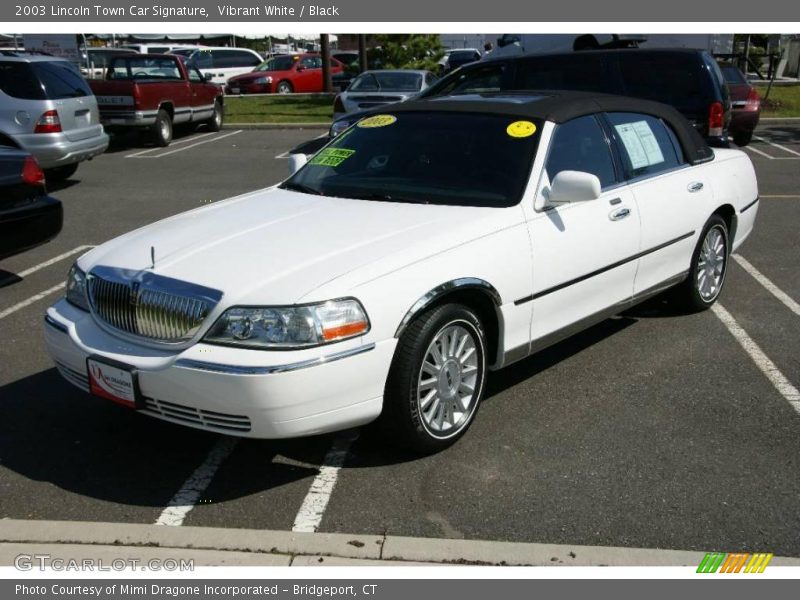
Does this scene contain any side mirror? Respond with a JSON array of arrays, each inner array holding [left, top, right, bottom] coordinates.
[[296, 64, 306, 72], [546, 170, 601, 205], [204, 73, 214, 81], [288, 153, 308, 175]]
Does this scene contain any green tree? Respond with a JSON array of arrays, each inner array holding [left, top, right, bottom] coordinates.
[[369, 35, 444, 70]]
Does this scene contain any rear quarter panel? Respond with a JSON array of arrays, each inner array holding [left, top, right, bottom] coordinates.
[[706, 148, 759, 251]]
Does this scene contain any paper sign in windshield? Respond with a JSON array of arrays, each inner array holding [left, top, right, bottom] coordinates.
[[614, 120, 664, 170], [309, 148, 356, 167]]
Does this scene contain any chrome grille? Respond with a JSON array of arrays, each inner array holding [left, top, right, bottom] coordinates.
[[87, 266, 223, 343]]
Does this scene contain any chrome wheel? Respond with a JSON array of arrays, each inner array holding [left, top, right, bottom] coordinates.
[[696, 225, 727, 301], [160, 118, 171, 141], [213, 105, 222, 127], [416, 322, 481, 437]]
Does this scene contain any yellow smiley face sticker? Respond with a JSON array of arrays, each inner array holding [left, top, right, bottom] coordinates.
[[506, 120, 537, 138], [358, 114, 397, 128]]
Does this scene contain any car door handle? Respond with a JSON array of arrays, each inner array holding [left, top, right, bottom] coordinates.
[[609, 207, 631, 221], [688, 182, 704, 193]]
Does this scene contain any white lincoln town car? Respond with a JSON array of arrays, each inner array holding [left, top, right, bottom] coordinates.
[[44, 92, 759, 453]]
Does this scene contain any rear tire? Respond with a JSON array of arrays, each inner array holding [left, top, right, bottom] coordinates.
[[152, 109, 173, 147], [44, 163, 78, 182], [733, 131, 753, 147], [206, 99, 223, 132], [674, 215, 729, 312], [379, 303, 487, 454]]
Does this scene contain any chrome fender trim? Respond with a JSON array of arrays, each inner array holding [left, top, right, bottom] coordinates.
[[174, 343, 376, 375], [394, 278, 502, 338]]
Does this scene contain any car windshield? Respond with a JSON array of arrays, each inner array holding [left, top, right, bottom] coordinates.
[[719, 65, 748, 85], [350, 72, 423, 92], [255, 55, 296, 71], [0, 61, 93, 100], [281, 111, 542, 208]]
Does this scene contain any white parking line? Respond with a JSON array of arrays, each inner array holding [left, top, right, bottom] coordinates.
[[155, 437, 238, 527], [274, 151, 291, 159], [0, 282, 65, 320], [733, 254, 800, 317], [744, 145, 776, 159], [0, 245, 94, 286], [128, 130, 242, 159], [761, 194, 800, 199], [753, 135, 800, 158], [292, 432, 358, 533], [712, 303, 800, 414], [124, 132, 219, 158]]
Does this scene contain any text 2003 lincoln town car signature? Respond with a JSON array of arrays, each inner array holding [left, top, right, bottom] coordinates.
[[45, 92, 759, 453]]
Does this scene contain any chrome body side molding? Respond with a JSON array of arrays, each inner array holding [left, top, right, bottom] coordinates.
[[501, 271, 689, 368], [174, 343, 376, 375], [394, 278, 502, 338]]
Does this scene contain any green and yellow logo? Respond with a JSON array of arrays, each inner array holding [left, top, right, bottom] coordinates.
[[697, 552, 773, 573]]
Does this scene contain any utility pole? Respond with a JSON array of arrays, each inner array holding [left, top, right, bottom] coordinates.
[[359, 34, 367, 72], [321, 34, 332, 93]]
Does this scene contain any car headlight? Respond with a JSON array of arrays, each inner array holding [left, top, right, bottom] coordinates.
[[330, 119, 351, 137], [253, 76, 272, 85], [203, 298, 369, 349], [66, 263, 90, 311]]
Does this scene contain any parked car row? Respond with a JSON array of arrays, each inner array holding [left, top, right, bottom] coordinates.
[[325, 48, 762, 149]]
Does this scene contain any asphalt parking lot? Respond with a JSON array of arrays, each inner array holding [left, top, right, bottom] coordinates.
[[1, 122, 799, 557]]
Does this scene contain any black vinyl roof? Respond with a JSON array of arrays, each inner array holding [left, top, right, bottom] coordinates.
[[389, 91, 715, 165]]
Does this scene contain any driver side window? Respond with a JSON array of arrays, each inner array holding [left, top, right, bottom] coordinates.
[[188, 67, 203, 83], [544, 115, 617, 189]]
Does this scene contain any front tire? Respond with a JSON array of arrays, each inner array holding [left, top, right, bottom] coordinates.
[[276, 81, 293, 94], [380, 303, 487, 454], [733, 131, 753, 147], [152, 108, 173, 147], [676, 215, 729, 311], [44, 163, 78, 182]]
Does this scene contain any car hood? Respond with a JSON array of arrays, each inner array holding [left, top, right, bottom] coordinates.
[[79, 187, 518, 306]]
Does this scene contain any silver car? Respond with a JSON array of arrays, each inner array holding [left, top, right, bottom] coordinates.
[[0, 52, 109, 181], [333, 70, 438, 120]]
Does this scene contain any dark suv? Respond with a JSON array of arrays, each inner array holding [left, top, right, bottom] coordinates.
[[326, 48, 732, 148]]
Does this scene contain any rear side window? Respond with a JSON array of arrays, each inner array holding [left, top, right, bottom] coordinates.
[[606, 112, 683, 179], [32, 62, 92, 99], [514, 54, 611, 93], [545, 115, 616, 189], [617, 53, 709, 111], [212, 50, 261, 68], [0, 61, 45, 100]]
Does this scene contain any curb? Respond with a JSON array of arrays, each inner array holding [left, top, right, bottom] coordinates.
[[223, 123, 330, 130], [3, 519, 800, 567], [759, 117, 800, 122]]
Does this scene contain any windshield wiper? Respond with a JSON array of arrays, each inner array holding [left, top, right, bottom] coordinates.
[[280, 182, 323, 196], [346, 192, 429, 204]]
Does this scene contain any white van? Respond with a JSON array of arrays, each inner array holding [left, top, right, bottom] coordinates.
[[176, 47, 263, 84], [121, 43, 199, 55]]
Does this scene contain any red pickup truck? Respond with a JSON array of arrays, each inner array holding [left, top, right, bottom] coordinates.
[[89, 54, 224, 147]]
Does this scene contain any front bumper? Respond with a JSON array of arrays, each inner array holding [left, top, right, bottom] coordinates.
[[44, 298, 395, 438]]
